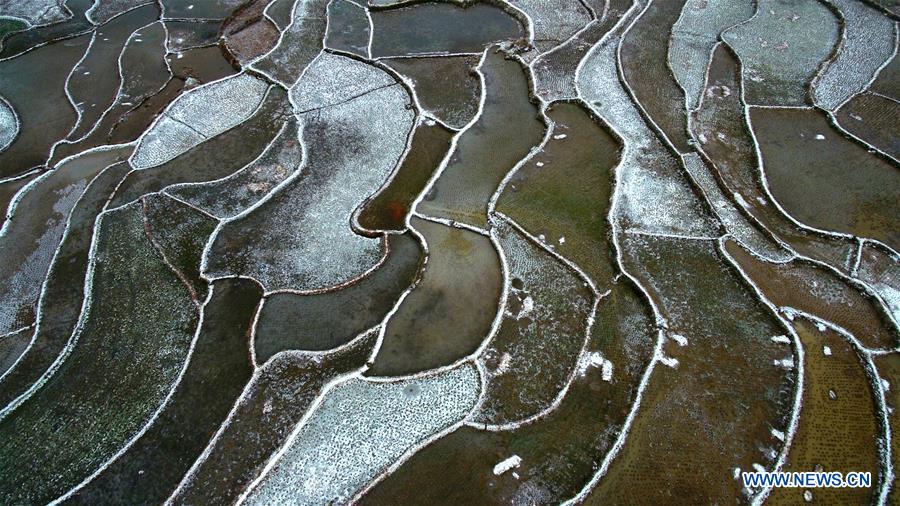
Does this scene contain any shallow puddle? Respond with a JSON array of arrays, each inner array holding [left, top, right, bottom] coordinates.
[[356, 120, 454, 232], [496, 101, 620, 287], [0, 33, 91, 179], [0, 145, 132, 336], [692, 43, 858, 270], [369, 3, 523, 58], [368, 217, 502, 376], [324, 0, 370, 57], [417, 48, 544, 229], [254, 231, 423, 361], [382, 55, 482, 129], [751, 107, 900, 250]]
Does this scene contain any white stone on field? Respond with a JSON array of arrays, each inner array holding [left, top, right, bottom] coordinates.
[[670, 333, 688, 347], [774, 357, 794, 369], [493, 455, 522, 476], [659, 356, 679, 368]]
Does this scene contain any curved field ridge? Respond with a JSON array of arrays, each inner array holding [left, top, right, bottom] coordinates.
[[0, 1, 896, 504]]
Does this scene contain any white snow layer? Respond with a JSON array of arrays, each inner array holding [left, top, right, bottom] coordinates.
[[131, 74, 270, 169], [244, 364, 480, 504]]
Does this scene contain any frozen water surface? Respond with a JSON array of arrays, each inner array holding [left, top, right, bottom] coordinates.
[[669, 0, 755, 111], [249, 0, 329, 87], [111, 85, 290, 209], [87, 0, 155, 24], [167, 119, 305, 220], [369, 3, 523, 58], [836, 92, 900, 160], [382, 55, 482, 129], [0, 161, 131, 414], [253, 232, 422, 360], [766, 317, 882, 504], [0, 0, 69, 26], [726, 240, 899, 351], [171, 330, 378, 505], [324, 0, 370, 57], [681, 152, 790, 262], [0, 32, 91, 179], [723, 0, 839, 106], [368, 216, 502, 376], [691, 43, 859, 270], [68, 278, 262, 505], [417, 48, 544, 229], [504, 0, 592, 54], [66, 4, 159, 142], [0, 145, 131, 335], [531, 0, 631, 103], [599, 233, 794, 504]]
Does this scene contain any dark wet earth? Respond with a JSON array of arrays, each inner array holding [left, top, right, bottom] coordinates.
[[0, 0, 897, 504]]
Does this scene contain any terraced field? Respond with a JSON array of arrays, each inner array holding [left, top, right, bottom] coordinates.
[[0, 0, 897, 504]]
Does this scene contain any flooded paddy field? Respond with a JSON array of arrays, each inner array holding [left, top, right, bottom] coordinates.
[[0, 0, 896, 504]]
